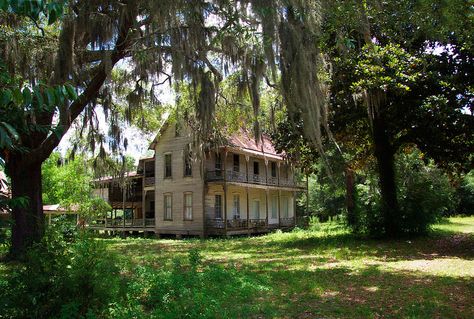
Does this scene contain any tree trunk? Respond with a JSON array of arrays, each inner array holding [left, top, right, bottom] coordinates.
[[8, 157, 44, 257], [372, 115, 400, 237]]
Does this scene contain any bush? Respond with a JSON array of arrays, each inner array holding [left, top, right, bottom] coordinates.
[[352, 148, 455, 236], [0, 226, 123, 318], [456, 170, 474, 215]]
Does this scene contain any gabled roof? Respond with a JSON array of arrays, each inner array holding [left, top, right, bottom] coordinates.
[[147, 119, 284, 160], [226, 129, 283, 160]]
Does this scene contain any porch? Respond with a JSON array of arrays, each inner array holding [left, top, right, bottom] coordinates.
[[205, 184, 297, 236], [206, 217, 295, 235]]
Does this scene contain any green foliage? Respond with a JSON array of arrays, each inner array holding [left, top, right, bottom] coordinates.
[[0, 226, 122, 318], [42, 152, 111, 221], [0, 0, 65, 24], [456, 170, 474, 215], [352, 148, 456, 236], [352, 43, 420, 94], [396, 149, 456, 233]]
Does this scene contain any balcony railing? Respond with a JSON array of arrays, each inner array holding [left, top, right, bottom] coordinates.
[[144, 176, 155, 187], [205, 170, 304, 188], [207, 218, 287, 230]]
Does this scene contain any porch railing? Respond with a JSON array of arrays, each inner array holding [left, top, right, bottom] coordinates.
[[206, 170, 304, 188], [144, 176, 155, 187], [89, 218, 155, 228]]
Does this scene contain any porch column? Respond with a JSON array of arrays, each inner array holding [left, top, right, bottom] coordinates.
[[265, 189, 269, 227], [223, 150, 228, 234], [293, 191, 297, 226], [245, 155, 249, 182], [246, 186, 250, 235], [278, 190, 281, 228], [277, 162, 281, 186], [265, 158, 268, 184], [142, 189, 147, 228], [224, 184, 228, 234]]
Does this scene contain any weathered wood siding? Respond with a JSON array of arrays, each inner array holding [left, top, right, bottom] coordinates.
[[154, 123, 205, 236]]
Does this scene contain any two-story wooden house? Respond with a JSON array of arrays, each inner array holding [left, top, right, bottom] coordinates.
[[91, 121, 305, 237]]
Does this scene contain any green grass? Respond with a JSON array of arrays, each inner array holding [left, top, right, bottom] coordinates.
[[100, 217, 474, 319], [1, 217, 473, 318]]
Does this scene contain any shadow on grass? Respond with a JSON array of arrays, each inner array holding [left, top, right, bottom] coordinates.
[[252, 265, 474, 318]]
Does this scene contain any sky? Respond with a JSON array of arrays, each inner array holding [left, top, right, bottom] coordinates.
[[57, 81, 175, 164]]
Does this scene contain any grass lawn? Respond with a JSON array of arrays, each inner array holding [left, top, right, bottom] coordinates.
[[104, 216, 474, 319]]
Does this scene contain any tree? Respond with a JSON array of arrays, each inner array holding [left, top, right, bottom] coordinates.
[[318, 1, 474, 236]]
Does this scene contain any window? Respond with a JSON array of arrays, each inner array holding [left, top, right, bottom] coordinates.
[[150, 201, 155, 212], [215, 195, 222, 219], [215, 153, 222, 176], [233, 154, 240, 172], [271, 196, 278, 219], [232, 194, 240, 219], [271, 162, 277, 178], [184, 193, 193, 220], [253, 161, 259, 175], [164, 153, 172, 178], [253, 200, 260, 219], [184, 145, 192, 176], [164, 194, 172, 220]]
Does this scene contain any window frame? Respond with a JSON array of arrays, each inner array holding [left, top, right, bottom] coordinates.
[[164, 193, 173, 220], [232, 194, 240, 219], [184, 145, 193, 177], [183, 192, 193, 221], [164, 153, 172, 178]]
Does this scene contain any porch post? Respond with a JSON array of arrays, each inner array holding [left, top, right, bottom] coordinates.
[[265, 158, 268, 184], [293, 191, 297, 227], [246, 186, 250, 235], [223, 150, 228, 235], [265, 189, 269, 228], [224, 184, 228, 234], [142, 189, 147, 228], [278, 190, 281, 228], [245, 155, 249, 182]]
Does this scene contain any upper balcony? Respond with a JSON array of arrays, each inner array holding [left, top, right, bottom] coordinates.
[[205, 170, 305, 189]]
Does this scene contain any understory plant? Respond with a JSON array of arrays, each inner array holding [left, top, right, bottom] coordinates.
[[352, 148, 455, 236]]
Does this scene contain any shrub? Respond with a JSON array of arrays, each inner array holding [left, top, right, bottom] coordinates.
[[0, 226, 123, 318], [396, 150, 455, 234], [456, 170, 474, 215], [351, 148, 455, 236]]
